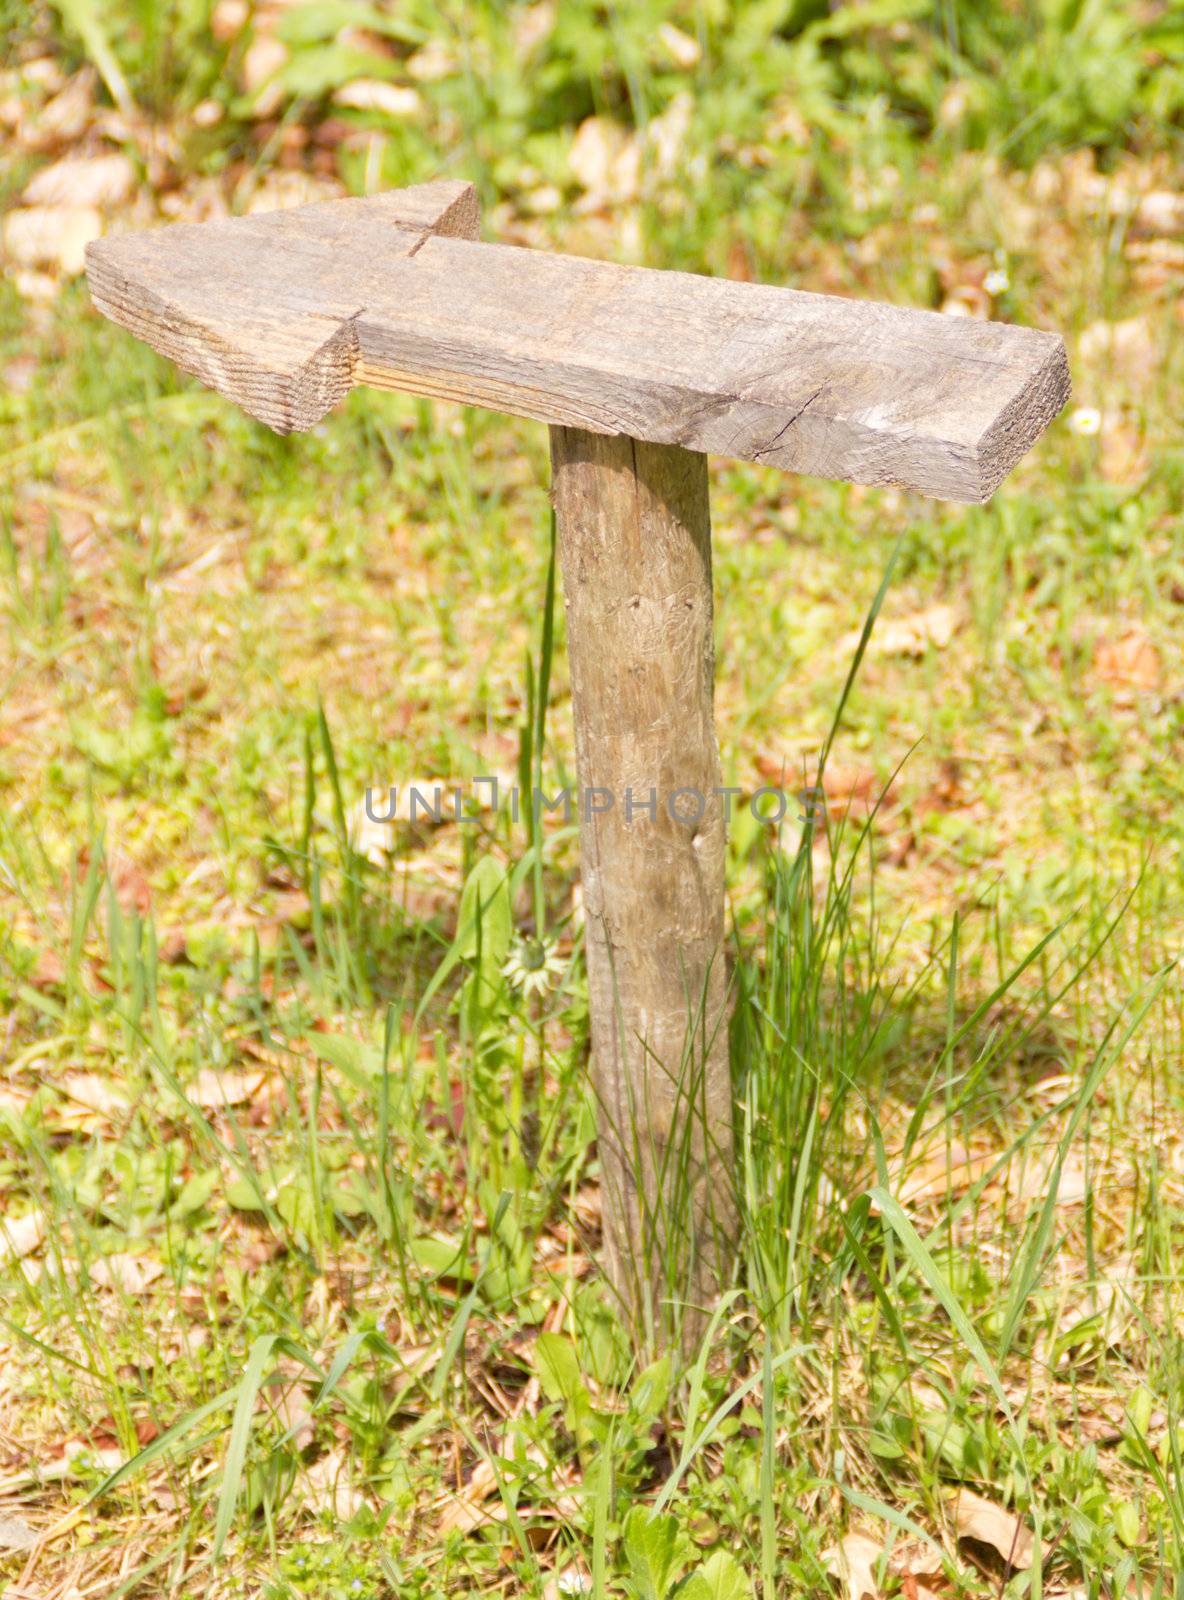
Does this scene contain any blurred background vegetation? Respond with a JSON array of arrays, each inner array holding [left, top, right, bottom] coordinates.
[[2, 2, 1184, 1598]]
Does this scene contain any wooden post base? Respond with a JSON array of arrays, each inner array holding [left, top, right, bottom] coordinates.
[[550, 426, 735, 1348]]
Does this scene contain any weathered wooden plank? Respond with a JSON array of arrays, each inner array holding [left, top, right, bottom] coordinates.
[[359, 238, 1068, 502], [87, 185, 1069, 500], [552, 426, 734, 1344]]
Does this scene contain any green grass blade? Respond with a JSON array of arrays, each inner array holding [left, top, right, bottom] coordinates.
[[212, 1332, 281, 1560]]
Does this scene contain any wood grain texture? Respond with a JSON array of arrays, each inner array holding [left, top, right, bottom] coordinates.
[[552, 426, 735, 1341], [87, 186, 1068, 501], [85, 180, 479, 435]]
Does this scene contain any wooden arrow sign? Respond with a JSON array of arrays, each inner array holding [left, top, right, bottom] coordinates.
[[86, 180, 1070, 1348], [87, 178, 1068, 504]]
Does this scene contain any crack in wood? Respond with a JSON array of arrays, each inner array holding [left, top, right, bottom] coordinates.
[[752, 383, 827, 460]]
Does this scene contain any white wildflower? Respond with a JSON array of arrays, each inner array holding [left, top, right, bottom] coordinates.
[[1070, 406, 1102, 436], [503, 935, 565, 999]]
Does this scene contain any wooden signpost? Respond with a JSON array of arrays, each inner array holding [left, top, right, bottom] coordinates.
[[87, 179, 1069, 1344]]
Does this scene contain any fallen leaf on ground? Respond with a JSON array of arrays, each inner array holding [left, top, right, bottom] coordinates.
[[24, 68, 95, 147], [1099, 415, 1149, 484], [57, 1072, 129, 1120], [0, 1209, 47, 1266], [658, 20, 702, 67], [0, 1513, 36, 1551], [333, 80, 421, 117], [1133, 191, 1184, 236], [1010, 1151, 1089, 1206], [262, 1382, 315, 1450], [189, 1068, 269, 1110], [89, 1253, 163, 1295], [844, 603, 958, 658], [752, 756, 894, 821], [62, 1439, 123, 1473], [28, 948, 65, 988], [1093, 629, 1160, 693], [951, 1489, 1039, 1570], [437, 1457, 500, 1535], [898, 1580, 943, 1600], [823, 1532, 884, 1599], [941, 284, 990, 318], [2, 204, 101, 273], [302, 1448, 365, 1518], [0, 1085, 32, 1115], [241, 170, 340, 215], [211, 0, 247, 41], [406, 39, 458, 80], [888, 1540, 945, 1600], [76, 846, 153, 916], [23, 152, 135, 208], [570, 115, 641, 208], [893, 1138, 996, 1204], [1078, 316, 1156, 381], [157, 928, 189, 964], [241, 33, 287, 114], [91, 1408, 160, 1450]]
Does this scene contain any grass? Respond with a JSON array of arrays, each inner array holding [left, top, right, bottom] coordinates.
[[2, 1, 1184, 1596]]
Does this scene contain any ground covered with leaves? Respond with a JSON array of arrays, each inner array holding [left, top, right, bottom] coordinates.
[[2, 2, 1184, 1597]]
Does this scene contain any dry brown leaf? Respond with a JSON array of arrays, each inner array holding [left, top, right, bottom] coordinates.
[[189, 1068, 269, 1110], [513, 1, 555, 56], [58, 1072, 129, 1120], [1056, 1253, 1139, 1356], [262, 1382, 315, 1450], [1099, 416, 1149, 484], [1126, 237, 1184, 292], [89, 1252, 163, 1295], [1078, 316, 1156, 381], [0, 1210, 47, 1266], [895, 1140, 996, 1204], [888, 1538, 945, 1600], [951, 1489, 1038, 1571], [658, 21, 702, 67], [1011, 1151, 1089, 1206], [241, 34, 288, 115], [823, 1531, 884, 1600], [102, 850, 153, 916], [820, 764, 895, 815], [899, 1582, 943, 1600], [303, 1448, 365, 1518], [437, 1457, 500, 1535], [241, 170, 342, 215], [29, 948, 66, 989], [333, 80, 421, 117], [0, 1513, 36, 1551], [941, 285, 990, 319], [0, 1085, 31, 1117], [26, 69, 95, 147], [2, 204, 101, 274], [211, 0, 248, 42], [647, 93, 691, 180], [1093, 629, 1160, 693], [1133, 190, 1184, 237], [23, 153, 135, 208], [751, 756, 894, 821], [570, 116, 641, 208], [406, 38, 457, 81], [847, 603, 958, 659]]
